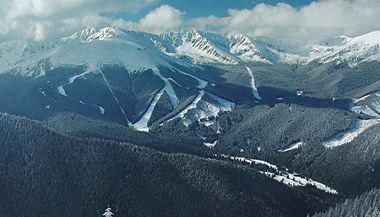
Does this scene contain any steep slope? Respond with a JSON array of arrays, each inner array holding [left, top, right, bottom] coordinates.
[[0, 27, 232, 131]]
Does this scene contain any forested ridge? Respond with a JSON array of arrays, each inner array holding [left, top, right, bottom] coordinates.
[[0, 113, 332, 217]]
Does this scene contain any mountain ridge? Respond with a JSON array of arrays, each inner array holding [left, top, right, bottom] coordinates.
[[2, 27, 380, 77]]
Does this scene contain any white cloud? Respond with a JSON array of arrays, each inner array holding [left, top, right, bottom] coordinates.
[[1, 0, 380, 43], [0, 0, 156, 41], [114, 5, 183, 34], [189, 0, 380, 42]]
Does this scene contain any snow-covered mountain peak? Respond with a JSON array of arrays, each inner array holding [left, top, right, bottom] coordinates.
[[158, 30, 239, 65], [2, 27, 380, 77], [317, 35, 352, 47], [348, 31, 380, 45], [228, 34, 271, 63], [0, 27, 185, 76], [314, 30, 380, 66], [75, 27, 120, 43]]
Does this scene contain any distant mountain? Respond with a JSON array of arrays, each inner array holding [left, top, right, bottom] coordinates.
[[1, 27, 380, 73], [311, 31, 380, 66]]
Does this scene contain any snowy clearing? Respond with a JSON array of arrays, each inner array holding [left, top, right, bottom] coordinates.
[[262, 171, 338, 194], [223, 155, 338, 194], [323, 119, 380, 148]]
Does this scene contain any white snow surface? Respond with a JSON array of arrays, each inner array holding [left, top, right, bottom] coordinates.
[[228, 156, 278, 170], [0, 27, 185, 77], [133, 89, 164, 132], [152, 68, 179, 108], [246, 67, 262, 100], [195, 93, 235, 126], [165, 91, 234, 127], [204, 141, 218, 148], [262, 172, 338, 194], [97, 105, 105, 115], [224, 155, 338, 194], [57, 69, 92, 97], [278, 142, 304, 153], [160, 30, 239, 65], [323, 119, 380, 148], [173, 90, 205, 121], [2, 27, 380, 76], [309, 31, 380, 66]]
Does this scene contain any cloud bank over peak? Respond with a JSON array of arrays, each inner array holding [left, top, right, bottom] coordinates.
[[188, 0, 380, 43], [114, 5, 184, 34], [0, 0, 380, 43]]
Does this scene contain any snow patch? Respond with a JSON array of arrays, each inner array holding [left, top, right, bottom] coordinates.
[[226, 156, 278, 170], [57, 85, 67, 96], [173, 91, 205, 121], [323, 119, 380, 148], [97, 105, 105, 115], [223, 155, 338, 194], [152, 68, 179, 108], [278, 141, 304, 153], [204, 141, 217, 148], [133, 89, 164, 132], [262, 172, 338, 194], [57, 69, 92, 97], [246, 67, 262, 100]]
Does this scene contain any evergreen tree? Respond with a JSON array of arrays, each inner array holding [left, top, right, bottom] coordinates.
[[102, 207, 114, 217]]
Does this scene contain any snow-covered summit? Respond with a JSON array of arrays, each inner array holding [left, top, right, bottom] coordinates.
[[77, 27, 120, 43], [0, 27, 183, 76], [1, 27, 380, 76], [309, 31, 380, 66], [158, 30, 239, 64]]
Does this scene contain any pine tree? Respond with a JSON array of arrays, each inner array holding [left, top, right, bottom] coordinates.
[[102, 207, 114, 217], [370, 206, 380, 217]]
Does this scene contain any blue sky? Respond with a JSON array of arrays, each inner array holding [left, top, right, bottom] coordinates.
[[106, 0, 315, 21]]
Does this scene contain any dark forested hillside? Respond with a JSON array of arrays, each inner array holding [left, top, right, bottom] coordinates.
[[312, 189, 380, 217], [0, 113, 333, 217]]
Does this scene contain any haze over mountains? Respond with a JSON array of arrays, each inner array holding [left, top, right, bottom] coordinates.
[[0, 26, 380, 217]]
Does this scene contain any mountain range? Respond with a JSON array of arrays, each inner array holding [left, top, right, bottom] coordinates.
[[2, 27, 380, 71], [0, 26, 380, 217]]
